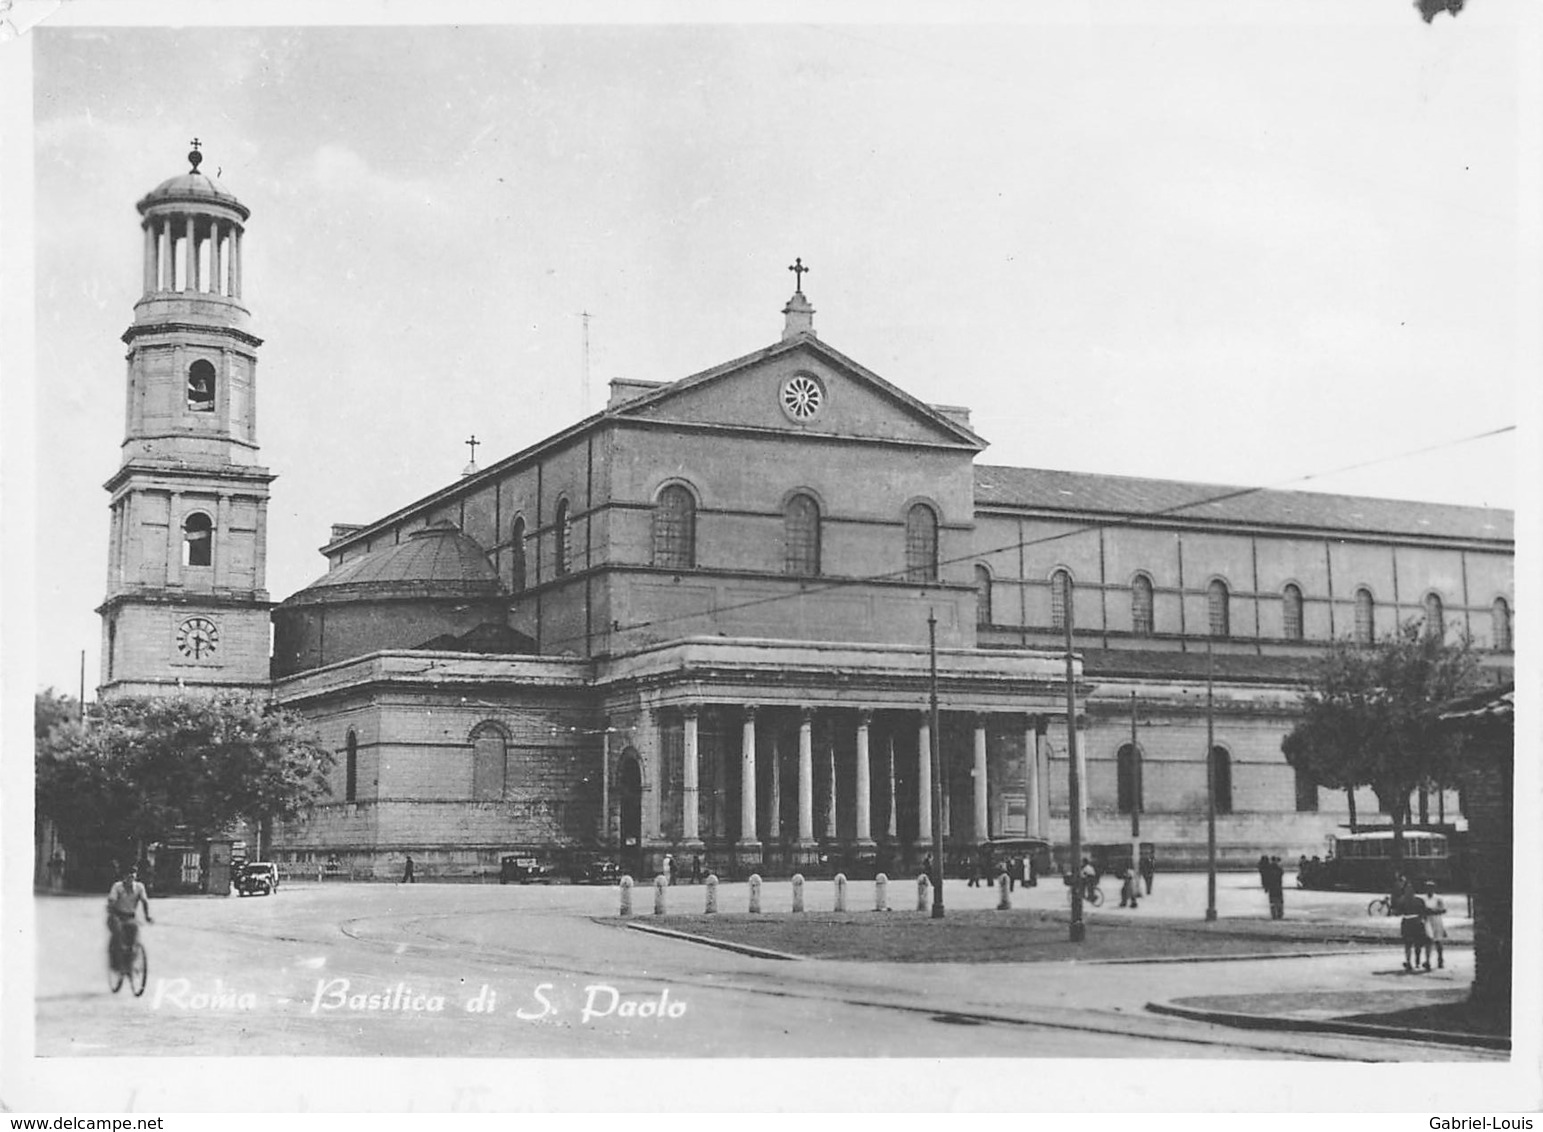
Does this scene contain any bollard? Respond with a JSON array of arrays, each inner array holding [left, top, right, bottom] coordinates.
[[996, 871, 1012, 911], [748, 873, 763, 914], [619, 875, 634, 916], [791, 873, 806, 913], [875, 873, 889, 912], [916, 874, 931, 912], [834, 873, 847, 913], [705, 874, 719, 914], [653, 874, 668, 915]]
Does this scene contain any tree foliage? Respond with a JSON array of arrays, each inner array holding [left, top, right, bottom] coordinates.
[[1282, 620, 1482, 876], [36, 691, 334, 861]]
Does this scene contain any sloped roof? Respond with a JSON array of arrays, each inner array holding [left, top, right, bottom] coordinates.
[[974, 465, 1512, 542], [285, 522, 503, 604]]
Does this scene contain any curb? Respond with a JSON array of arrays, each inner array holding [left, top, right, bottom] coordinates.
[[1144, 1001, 1510, 1051], [1086, 948, 1386, 966], [623, 920, 804, 962]]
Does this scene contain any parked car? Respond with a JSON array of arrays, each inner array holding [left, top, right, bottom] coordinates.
[[574, 858, 621, 885], [235, 861, 279, 896], [499, 854, 559, 884]]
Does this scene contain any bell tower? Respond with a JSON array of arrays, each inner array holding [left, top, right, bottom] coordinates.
[[97, 143, 275, 697]]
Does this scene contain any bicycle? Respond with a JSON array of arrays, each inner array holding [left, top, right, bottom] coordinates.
[[1069, 882, 1104, 908], [1367, 896, 1392, 918], [108, 927, 148, 997]]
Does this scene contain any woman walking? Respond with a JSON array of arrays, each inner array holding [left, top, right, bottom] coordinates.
[[1422, 880, 1448, 969]]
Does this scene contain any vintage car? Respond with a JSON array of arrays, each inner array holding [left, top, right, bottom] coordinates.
[[499, 854, 559, 884], [573, 858, 621, 885], [234, 861, 279, 896]]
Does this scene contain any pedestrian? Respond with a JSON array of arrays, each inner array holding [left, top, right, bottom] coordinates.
[[402, 854, 415, 884], [663, 853, 675, 885], [1139, 851, 1155, 895], [1422, 881, 1448, 970], [1400, 884, 1430, 972], [921, 852, 934, 881], [1026, 852, 1038, 888], [1119, 865, 1140, 909], [1266, 855, 1285, 919], [966, 852, 981, 888], [1010, 855, 1023, 892], [691, 854, 702, 884], [1079, 856, 1098, 902], [1257, 854, 1271, 891]]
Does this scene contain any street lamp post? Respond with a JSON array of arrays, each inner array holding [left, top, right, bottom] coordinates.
[[928, 611, 945, 919], [1205, 633, 1218, 922]]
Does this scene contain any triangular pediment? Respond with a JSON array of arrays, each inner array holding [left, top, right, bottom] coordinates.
[[610, 335, 986, 450]]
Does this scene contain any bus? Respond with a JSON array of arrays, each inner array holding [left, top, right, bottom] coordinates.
[[1296, 829, 1452, 893]]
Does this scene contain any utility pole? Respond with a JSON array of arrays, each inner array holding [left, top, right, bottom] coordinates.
[[1205, 634, 1218, 922], [1063, 579, 1085, 942], [928, 610, 945, 919], [1130, 689, 1141, 882]]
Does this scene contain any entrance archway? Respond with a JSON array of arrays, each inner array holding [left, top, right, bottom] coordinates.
[[617, 750, 643, 878]]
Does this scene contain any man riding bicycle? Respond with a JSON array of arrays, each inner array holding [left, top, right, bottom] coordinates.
[[1079, 856, 1099, 901], [106, 864, 153, 966]]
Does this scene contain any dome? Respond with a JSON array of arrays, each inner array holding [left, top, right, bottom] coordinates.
[[282, 522, 504, 606], [136, 153, 250, 219]]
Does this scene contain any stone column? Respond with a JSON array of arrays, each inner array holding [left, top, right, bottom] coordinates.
[[211, 221, 224, 297], [682, 708, 701, 845], [767, 729, 782, 841], [601, 722, 612, 847], [143, 222, 156, 295], [738, 706, 759, 847], [973, 714, 989, 842], [184, 215, 196, 293], [855, 710, 874, 846], [797, 708, 815, 848], [1024, 716, 1041, 837], [824, 742, 837, 840], [232, 228, 242, 299], [886, 734, 898, 839], [917, 714, 933, 842], [643, 712, 662, 842]]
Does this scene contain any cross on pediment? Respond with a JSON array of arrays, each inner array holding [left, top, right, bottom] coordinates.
[[788, 257, 809, 294]]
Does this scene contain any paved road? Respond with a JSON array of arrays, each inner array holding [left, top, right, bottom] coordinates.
[[33, 871, 1492, 1067]]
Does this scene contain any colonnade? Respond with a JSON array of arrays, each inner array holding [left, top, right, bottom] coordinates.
[[642, 705, 1056, 864], [142, 213, 244, 300]]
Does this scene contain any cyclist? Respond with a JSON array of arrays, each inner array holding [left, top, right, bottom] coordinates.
[[106, 864, 153, 969], [1079, 856, 1099, 902]]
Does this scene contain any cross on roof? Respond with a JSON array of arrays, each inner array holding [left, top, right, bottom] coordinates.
[[187, 137, 203, 172], [465, 434, 480, 462], [788, 257, 809, 294]]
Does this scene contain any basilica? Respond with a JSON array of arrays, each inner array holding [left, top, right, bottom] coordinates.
[[98, 152, 1516, 881]]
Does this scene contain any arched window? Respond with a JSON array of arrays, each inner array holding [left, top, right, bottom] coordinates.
[[784, 493, 821, 576], [1131, 574, 1154, 637], [510, 517, 526, 593], [1354, 587, 1375, 646], [1209, 746, 1233, 815], [1492, 597, 1512, 652], [187, 359, 216, 413], [974, 565, 993, 627], [345, 730, 358, 803], [1424, 592, 1445, 642], [1051, 569, 1074, 632], [1207, 579, 1230, 638], [1116, 743, 1142, 815], [905, 503, 939, 583], [652, 484, 696, 569], [183, 511, 213, 567], [470, 722, 508, 801], [554, 499, 572, 576], [1282, 584, 1304, 641]]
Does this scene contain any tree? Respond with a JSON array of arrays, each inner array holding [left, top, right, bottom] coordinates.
[[36, 692, 334, 870], [1282, 620, 1482, 890]]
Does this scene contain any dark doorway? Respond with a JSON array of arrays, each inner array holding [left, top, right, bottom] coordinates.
[[618, 751, 643, 878]]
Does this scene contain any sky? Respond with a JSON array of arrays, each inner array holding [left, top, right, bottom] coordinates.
[[15, 3, 1539, 697]]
